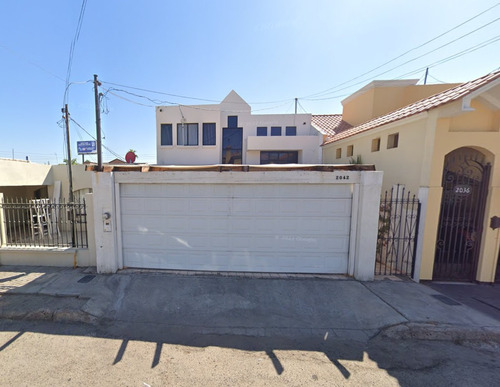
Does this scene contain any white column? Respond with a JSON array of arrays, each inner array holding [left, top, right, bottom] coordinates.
[[353, 171, 383, 281], [92, 172, 119, 273], [84, 193, 97, 266]]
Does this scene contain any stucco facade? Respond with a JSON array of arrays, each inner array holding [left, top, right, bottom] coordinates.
[[320, 71, 500, 283], [0, 159, 92, 201], [0, 159, 96, 267], [156, 91, 323, 165]]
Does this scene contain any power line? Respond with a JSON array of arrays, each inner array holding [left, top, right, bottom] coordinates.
[[297, 100, 308, 114], [304, 33, 500, 101], [69, 117, 126, 161], [98, 8, 500, 113], [394, 34, 500, 79], [63, 0, 88, 105], [303, 3, 500, 99], [0, 43, 65, 82], [428, 74, 447, 84], [102, 86, 295, 112], [105, 88, 178, 105], [100, 80, 291, 105], [100, 81, 221, 103]]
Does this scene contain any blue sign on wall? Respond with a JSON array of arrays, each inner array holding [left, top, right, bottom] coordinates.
[[77, 141, 97, 154]]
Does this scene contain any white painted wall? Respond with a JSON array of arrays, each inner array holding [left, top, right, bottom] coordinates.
[[0, 158, 51, 186], [156, 104, 221, 165], [0, 159, 93, 202], [156, 91, 322, 165]]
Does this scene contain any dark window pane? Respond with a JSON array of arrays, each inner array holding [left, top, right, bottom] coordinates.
[[260, 151, 298, 164], [161, 124, 172, 146], [285, 126, 296, 136], [222, 149, 242, 164], [222, 128, 242, 149], [257, 127, 267, 136], [227, 116, 238, 128], [177, 123, 198, 146], [279, 153, 289, 162], [222, 128, 242, 164], [203, 123, 216, 145], [271, 127, 281, 136]]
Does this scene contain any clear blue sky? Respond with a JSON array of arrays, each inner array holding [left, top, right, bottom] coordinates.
[[1, 0, 499, 164]]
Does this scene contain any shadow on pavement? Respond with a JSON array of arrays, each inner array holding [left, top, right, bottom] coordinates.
[[426, 282, 500, 322], [1, 266, 499, 385]]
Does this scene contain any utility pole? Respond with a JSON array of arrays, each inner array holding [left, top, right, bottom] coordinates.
[[94, 74, 103, 171], [62, 104, 76, 248], [63, 104, 74, 203], [294, 98, 298, 114], [424, 68, 429, 85]]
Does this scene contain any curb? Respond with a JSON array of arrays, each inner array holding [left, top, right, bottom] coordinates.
[[379, 322, 500, 342], [0, 293, 98, 325], [0, 308, 98, 325]]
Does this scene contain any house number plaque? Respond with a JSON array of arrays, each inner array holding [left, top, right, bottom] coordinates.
[[454, 184, 472, 195]]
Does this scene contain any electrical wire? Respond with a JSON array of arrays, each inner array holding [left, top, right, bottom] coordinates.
[[297, 100, 308, 114], [69, 117, 126, 161], [105, 88, 178, 105], [96, 6, 500, 115], [305, 34, 500, 101], [100, 80, 291, 105], [395, 34, 500, 79], [102, 86, 295, 113], [303, 2, 500, 99], [0, 43, 65, 82], [99, 7, 499, 111], [63, 0, 88, 105]]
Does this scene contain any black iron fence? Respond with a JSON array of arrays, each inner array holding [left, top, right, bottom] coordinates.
[[376, 185, 421, 277], [0, 198, 88, 248]]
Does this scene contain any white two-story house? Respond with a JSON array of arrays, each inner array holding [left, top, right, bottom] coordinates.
[[156, 91, 323, 165]]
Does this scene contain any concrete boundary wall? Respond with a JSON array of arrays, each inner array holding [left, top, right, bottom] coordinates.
[[92, 170, 383, 280], [0, 193, 97, 268]]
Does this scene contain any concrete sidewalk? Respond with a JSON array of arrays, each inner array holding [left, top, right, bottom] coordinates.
[[0, 265, 499, 342]]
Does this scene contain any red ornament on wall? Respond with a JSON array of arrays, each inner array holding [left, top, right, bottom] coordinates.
[[125, 151, 137, 164]]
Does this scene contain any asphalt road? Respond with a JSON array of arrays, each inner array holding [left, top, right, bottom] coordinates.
[[1, 320, 499, 387]]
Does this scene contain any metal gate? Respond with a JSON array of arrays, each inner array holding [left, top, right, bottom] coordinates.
[[434, 147, 491, 281], [376, 185, 421, 277]]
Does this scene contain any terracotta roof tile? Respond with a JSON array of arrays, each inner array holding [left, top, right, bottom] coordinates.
[[311, 114, 352, 137], [323, 70, 500, 145]]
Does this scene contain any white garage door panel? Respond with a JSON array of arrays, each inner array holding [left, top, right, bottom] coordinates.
[[123, 249, 348, 273], [120, 183, 352, 273], [120, 183, 352, 199], [122, 215, 351, 237], [122, 232, 348, 252], [121, 197, 351, 217]]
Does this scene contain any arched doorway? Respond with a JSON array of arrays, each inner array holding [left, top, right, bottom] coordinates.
[[434, 147, 491, 281]]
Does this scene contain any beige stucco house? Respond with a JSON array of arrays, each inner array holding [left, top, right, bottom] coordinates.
[[316, 70, 500, 283], [0, 159, 91, 201]]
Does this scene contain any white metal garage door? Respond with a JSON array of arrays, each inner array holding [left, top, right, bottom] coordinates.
[[120, 183, 351, 273]]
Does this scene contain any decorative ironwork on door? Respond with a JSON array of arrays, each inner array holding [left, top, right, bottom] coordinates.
[[434, 148, 491, 281]]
